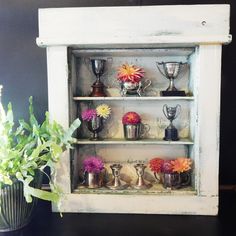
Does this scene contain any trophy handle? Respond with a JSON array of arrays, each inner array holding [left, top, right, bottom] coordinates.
[[177, 62, 188, 79], [162, 104, 169, 119], [180, 171, 191, 187], [142, 79, 152, 92], [156, 62, 167, 78], [140, 123, 150, 138], [174, 104, 181, 119], [154, 172, 161, 183]]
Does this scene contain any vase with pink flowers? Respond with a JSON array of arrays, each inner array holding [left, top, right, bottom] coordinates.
[[81, 104, 111, 140], [122, 111, 150, 140], [149, 157, 192, 189], [82, 156, 105, 188]]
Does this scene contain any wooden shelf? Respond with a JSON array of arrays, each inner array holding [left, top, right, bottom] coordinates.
[[75, 138, 194, 145], [73, 96, 195, 101], [73, 184, 196, 196]]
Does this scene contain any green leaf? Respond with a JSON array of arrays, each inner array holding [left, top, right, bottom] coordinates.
[[62, 118, 81, 143]]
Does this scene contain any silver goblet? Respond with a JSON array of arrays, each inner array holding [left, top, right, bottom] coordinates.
[[87, 116, 104, 141], [156, 62, 187, 96]]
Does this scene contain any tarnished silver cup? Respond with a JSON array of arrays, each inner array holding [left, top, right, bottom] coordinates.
[[163, 104, 181, 141], [156, 61, 187, 96], [90, 59, 107, 97], [123, 123, 150, 140], [83, 172, 102, 189]]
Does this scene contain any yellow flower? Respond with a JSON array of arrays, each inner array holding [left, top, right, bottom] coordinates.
[[96, 104, 111, 119]]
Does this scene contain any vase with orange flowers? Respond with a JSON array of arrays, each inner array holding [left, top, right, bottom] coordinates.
[[122, 112, 150, 140], [117, 63, 151, 96], [149, 157, 192, 189]]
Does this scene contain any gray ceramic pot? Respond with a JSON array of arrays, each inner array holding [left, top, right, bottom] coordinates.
[[0, 171, 43, 232]]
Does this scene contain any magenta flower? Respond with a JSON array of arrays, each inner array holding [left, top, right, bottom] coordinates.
[[161, 160, 173, 174], [83, 156, 104, 173], [81, 109, 96, 121]]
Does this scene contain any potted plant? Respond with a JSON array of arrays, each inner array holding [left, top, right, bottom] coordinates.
[[122, 112, 150, 140], [149, 157, 192, 189], [117, 63, 151, 96], [82, 156, 104, 189], [0, 97, 81, 231], [81, 104, 111, 140]]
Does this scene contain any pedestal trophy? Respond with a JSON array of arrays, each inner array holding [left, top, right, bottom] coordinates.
[[156, 62, 187, 96], [163, 104, 181, 141], [90, 59, 107, 97]]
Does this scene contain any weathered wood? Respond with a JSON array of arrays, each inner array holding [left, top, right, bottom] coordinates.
[[39, 5, 230, 215], [37, 5, 231, 47]]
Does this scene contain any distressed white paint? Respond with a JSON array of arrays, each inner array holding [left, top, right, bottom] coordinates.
[[197, 45, 222, 196], [53, 194, 218, 216], [46, 46, 71, 193], [37, 5, 231, 47], [38, 5, 231, 215]]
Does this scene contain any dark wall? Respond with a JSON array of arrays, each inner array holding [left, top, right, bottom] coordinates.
[[0, 0, 235, 185]]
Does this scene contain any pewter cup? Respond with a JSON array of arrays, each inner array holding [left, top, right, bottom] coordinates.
[[83, 172, 102, 189], [123, 123, 150, 140]]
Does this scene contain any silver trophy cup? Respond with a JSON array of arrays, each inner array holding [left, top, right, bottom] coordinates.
[[90, 59, 107, 97], [163, 104, 181, 141], [156, 62, 187, 96]]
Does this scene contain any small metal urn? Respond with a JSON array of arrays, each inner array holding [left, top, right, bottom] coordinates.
[[106, 164, 128, 190], [163, 104, 181, 141], [133, 163, 152, 190]]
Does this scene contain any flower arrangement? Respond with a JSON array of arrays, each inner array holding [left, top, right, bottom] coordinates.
[[81, 104, 111, 121], [171, 158, 192, 173], [83, 156, 104, 174], [117, 63, 145, 83], [149, 157, 192, 174], [122, 111, 141, 125]]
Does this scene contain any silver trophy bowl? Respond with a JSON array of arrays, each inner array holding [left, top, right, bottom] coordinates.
[[156, 62, 187, 96]]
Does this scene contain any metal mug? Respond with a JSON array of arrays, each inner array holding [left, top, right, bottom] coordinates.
[[162, 171, 191, 189], [83, 171, 103, 189], [123, 123, 150, 140]]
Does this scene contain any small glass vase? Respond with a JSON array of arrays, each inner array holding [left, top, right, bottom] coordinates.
[[87, 116, 104, 140]]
